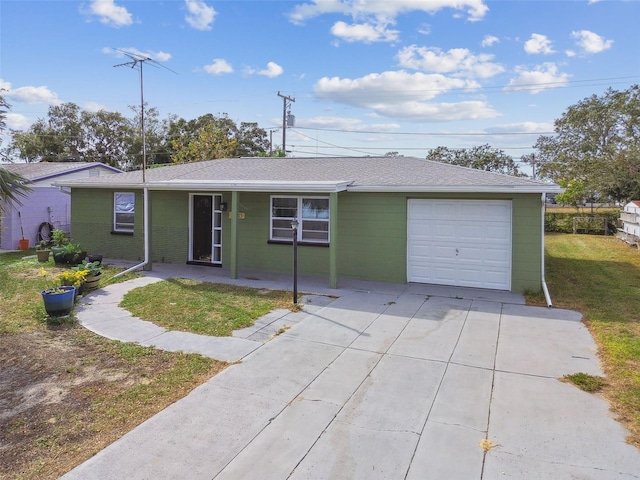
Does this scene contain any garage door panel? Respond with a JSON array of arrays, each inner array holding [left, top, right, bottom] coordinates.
[[432, 266, 457, 283], [407, 200, 512, 290]]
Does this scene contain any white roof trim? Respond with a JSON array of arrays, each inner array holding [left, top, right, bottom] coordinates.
[[55, 180, 354, 193], [347, 184, 563, 194]]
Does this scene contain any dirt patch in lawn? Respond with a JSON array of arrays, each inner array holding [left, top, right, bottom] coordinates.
[[0, 328, 226, 480]]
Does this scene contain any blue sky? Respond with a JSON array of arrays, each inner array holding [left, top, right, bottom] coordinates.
[[1, 0, 639, 162]]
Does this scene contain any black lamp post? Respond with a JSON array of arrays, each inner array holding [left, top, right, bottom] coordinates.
[[291, 219, 299, 304]]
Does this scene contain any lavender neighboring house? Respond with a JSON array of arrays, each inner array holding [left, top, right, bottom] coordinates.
[[0, 162, 122, 250]]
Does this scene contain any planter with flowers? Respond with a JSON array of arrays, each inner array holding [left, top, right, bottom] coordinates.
[[41, 286, 76, 316], [74, 260, 103, 290], [57, 269, 88, 301]]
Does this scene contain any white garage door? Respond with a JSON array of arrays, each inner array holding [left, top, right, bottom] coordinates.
[[407, 199, 512, 290]]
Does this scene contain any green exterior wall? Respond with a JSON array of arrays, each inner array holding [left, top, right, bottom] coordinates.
[[71, 188, 145, 261], [70, 188, 543, 292]]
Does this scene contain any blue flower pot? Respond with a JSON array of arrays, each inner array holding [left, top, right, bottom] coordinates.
[[41, 286, 75, 316]]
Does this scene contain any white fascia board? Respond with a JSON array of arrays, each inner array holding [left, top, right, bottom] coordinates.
[[347, 184, 563, 194], [56, 180, 353, 193], [155, 180, 353, 192]]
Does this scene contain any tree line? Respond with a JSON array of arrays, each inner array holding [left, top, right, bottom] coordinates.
[[3, 84, 640, 206], [427, 85, 640, 205], [2, 102, 273, 170]]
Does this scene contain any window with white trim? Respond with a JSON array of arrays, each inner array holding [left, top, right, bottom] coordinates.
[[271, 196, 329, 244], [114, 192, 135, 233]]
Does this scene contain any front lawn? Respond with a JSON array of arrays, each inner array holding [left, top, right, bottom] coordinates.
[[120, 278, 294, 336], [534, 234, 640, 447], [0, 251, 227, 479]]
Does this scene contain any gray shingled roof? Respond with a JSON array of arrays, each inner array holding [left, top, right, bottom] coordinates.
[[1, 162, 121, 181], [54, 156, 559, 193]]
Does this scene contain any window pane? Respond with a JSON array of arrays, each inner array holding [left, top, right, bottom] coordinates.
[[302, 220, 329, 242], [302, 199, 329, 219], [302, 231, 329, 241], [115, 193, 135, 213], [272, 197, 297, 218], [114, 192, 135, 232]]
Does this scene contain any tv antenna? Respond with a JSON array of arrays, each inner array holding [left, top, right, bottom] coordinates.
[[114, 49, 177, 182]]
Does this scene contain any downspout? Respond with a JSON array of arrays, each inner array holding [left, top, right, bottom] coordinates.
[[113, 187, 149, 278], [541, 192, 553, 307]]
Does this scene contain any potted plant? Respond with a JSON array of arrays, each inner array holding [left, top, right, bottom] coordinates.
[[37, 267, 75, 316], [41, 286, 76, 316], [35, 240, 51, 262], [62, 242, 87, 266], [57, 269, 88, 301], [51, 229, 68, 264], [74, 260, 103, 290]]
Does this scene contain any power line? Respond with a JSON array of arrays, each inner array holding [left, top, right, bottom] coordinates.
[[291, 126, 555, 136]]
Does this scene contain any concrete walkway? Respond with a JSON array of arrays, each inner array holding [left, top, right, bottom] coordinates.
[[61, 263, 640, 479]]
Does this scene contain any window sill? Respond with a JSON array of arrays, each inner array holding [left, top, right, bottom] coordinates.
[[111, 230, 134, 236], [268, 240, 329, 248]]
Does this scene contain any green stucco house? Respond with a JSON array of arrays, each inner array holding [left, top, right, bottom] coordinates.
[[57, 156, 560, 295]]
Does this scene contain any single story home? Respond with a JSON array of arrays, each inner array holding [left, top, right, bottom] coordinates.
[[618, 201, 640, 245], [57, 156, 560, 298], [0, 161, 122, 250]]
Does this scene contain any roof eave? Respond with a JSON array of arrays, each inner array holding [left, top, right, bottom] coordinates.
[[55, 180, 353, 193], [347, 185, 563, 194]]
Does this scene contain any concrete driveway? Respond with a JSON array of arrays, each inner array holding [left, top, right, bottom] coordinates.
[[62, 271, 640, 479]]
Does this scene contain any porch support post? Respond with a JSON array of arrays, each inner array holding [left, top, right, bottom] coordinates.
[[143, 188, 152, 271], [329, 192, 338, 288], [230, 190, 239, 279]]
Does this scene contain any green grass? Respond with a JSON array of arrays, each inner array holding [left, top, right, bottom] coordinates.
[[563, 372, 605, 392], [119, 278, 295, 336], [0, 251, 227, 479], [539, 234, 640, 447], [0, 250, 139, 333]]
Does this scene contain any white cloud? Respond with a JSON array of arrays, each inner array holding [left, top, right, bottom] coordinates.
[[481, 35, 499, 47], [184, 0, 217, 31], [504, 63, 570, 94], [5, 113, 30, 131], [374, 100, 499, 122], [313, 70, 498, 122], [289, 0, 488, 43], [83, 101, 107, 112], [289, 0, 489, 24], [397, 45, 504, 78], [1, 80, 61, 105], [418, 23, 431, 35], [330, 21, 399, 43], [524, 33, 555, 55], [571, 30, 613, 54], [103, 47, 172, 62], [82, 0, 133, 27], [301, 116, 399, 132], [255, 62, 283, 78], [565, 50, 576, 57], [484, 121, 554, 134], [203, 59, 233, 75], [315, 70, 479, 103]]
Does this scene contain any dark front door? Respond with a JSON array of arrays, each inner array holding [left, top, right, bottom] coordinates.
[[190, 194, 222, 265]]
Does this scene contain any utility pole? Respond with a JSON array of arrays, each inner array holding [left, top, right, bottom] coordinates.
[[277, 92, 295, 154], [531, 153, 536, 179], [267, 128, 279, 156]]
